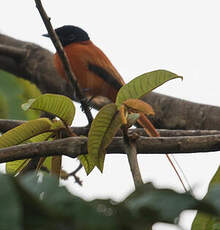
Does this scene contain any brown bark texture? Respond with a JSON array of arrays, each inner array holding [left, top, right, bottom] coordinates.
[[1, 33, 220, 130]]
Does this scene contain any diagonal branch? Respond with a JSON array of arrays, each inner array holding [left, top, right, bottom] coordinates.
[[34, 0, 93, 124]]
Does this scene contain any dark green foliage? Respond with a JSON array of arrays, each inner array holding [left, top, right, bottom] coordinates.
[[0, 173, 219, 230], [192, 167, 220, 229], [0, 70, 40, 120], [0, 175, 22, 230]]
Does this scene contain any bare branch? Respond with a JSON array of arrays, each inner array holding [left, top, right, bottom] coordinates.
[[123, 131, 143, 188], [1, 119, 220, 137], [0, 33, 71, 96], [157, 129, 220, 137], [0, 137, 87, 163], [34, 0, 93, 124], [67, 163, 83, 186], [0, 135, 220, 163], [144, 92, 220, 130]]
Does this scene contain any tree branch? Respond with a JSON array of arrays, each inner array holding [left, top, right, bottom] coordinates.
[[144, 93, 220, 130], [34, 0, 93, 124], [0, 44, 27, 60], [0, 33, 71, 96], [0, 135, 220, 163], [123, 130, 143, 188], [1, 119, 220, 137], [1, 33, 220, 130]]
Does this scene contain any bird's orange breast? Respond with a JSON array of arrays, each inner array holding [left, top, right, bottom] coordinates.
[[54, 41, 125, 102]]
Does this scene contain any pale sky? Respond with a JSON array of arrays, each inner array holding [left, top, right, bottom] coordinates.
[[1, 1, 220, 229]]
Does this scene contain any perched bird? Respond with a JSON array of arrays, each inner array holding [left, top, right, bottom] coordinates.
[[44, 25, 188, 191], [44, 25, 125, 102]]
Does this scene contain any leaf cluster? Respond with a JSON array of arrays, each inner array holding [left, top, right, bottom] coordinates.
[[0, 69, 182, 176], [1, 68, 220, 229], [0, 172, 219, 230]]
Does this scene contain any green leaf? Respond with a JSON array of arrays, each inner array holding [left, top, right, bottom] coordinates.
[[207, 166, 220, 187], [123, 183, 198, 225], [0, 173, 219, 230], [6, 159, 30, 175], [22, 94, 75, 125], [116, 70, 182, 107], [21, 99, 35, 111], [6, 120, 65, 175], [6, 131, 53, 174], [0, 174, 22, 230], [14, 175, 57, 230], [0, 71, 40, 120], [78, 154, 95, 175], [192, 167, 220, 230], [205, 185, 220, 215], [19, 173, 119, 230], [0, 92, 9, 119], [191, 184, 220, 230], [0, 118, 52, 148], [88, 104, 122, 172], [121, 183, 220, 229]]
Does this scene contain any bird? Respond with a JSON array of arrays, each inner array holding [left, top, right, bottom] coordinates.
[[44, 25, 125, 102], [44, 25, 189, 191]]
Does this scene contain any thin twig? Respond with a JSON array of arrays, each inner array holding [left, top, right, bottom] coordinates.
[[2, 119, 220, 137], [132, 128, 220, 137], [34, 0, 93, 124], [68, 163, 83, 186]]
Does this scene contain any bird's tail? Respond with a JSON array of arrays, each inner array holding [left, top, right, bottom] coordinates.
[[138, 113, 190, 192]]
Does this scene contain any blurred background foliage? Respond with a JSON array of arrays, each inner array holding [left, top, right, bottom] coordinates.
[[0, 70, 41, 121]]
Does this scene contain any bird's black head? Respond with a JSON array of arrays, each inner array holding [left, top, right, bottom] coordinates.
[[43, 25, 90, 47]]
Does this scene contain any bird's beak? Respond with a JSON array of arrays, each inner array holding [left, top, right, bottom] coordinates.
[[42, 33, 49, 37]]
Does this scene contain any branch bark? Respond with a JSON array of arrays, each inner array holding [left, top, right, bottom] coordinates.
[[144, 93, 220, 130], [0, 135, 220, 163], [1, 33, 220, 130], [123, 131, 143, 188], [1, 119, 220, 137], [0, 33, 72, 96]]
